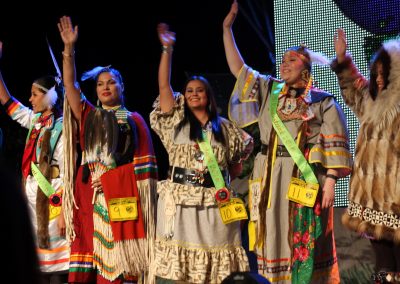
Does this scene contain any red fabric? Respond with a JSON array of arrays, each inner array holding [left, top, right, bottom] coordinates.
[[101, 163, 146, 240], [130, 112, 158, 181], [69, 101, 97, 283], [69, 166, 133, 284], [68, 166, 96, 283], [21, 114, 53, 178], [69, 100, 154, 282]]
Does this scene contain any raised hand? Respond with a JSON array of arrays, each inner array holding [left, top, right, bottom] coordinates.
[[157, 23, 176, 47], [57, 16, 78, 47], [334, 28, 347, 63], [223, 0, 238, 30]]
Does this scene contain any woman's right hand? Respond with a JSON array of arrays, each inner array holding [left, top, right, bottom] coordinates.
[[223, 0, 238, 30], [57, 16, 78, 48], [58, 208, 66, 237], [157, 23, 176, 47], [334, 28, 347, 63]]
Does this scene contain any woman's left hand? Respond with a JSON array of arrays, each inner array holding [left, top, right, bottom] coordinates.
[[321, 178, 335, 208], [91, 178, 103, 193]]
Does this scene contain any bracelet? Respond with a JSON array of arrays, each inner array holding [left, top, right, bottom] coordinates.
[[326, 174, 338, 181], [62, 50, 75, 57], [161, 45, 173, 54]]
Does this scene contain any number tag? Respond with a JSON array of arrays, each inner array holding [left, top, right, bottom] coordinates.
[[287, 177, 319, 207], [108, 197, 138, 222], [218, 198, 248, 224], [49, 204, 61, 220]]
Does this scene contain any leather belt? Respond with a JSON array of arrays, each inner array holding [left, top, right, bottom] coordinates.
[[261, 144, 291, 157], [169, 166, 229, 188]]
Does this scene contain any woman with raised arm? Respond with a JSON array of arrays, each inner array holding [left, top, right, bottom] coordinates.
[[150, 23, 253, 284], [58, 16, 158, 283], [333, 28, 400, 282], [0, 41, 69, 283], [223, 1, 352, 283]]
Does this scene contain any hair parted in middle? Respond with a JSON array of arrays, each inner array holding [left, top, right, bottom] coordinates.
[[81, 66, 125, 106], [177, 75, 226, 146]]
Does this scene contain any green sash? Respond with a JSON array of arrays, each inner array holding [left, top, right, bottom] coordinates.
[[269, 81, 318, 184], [31, 162, 55, 197], [197, 132, 226, 189]]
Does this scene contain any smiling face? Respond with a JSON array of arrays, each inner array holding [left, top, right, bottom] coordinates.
[[279, 51, 308, 87], [29, 85, 48, 114], [184, 79, 209, 111], [96, 72, 124, 107]]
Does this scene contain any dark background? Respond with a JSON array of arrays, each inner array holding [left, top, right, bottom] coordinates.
[[0, 0, 274, 179]]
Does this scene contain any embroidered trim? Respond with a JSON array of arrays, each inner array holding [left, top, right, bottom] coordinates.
[[309, 147, 352, 158], [248, 78, 260, 100], [348, 201, 400, 229], [319, 133, 348, 140], [318, 141, 350, 150], [242, 72, 255, 101]]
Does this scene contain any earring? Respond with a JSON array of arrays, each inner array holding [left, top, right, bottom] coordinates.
[[301, 70, 310, 82], [97, 99, 100, 107]]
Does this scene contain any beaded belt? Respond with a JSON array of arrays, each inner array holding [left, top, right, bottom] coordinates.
[[261, 144, 291, 157], [169, 166, 229, 188], [371, 271, 400, 283]]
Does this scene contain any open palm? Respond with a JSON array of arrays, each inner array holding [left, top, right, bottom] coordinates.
[[58, 16, 78, 45]]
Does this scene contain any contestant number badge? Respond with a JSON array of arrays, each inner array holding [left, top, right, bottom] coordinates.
[[287, 177, 319, 207], [218, 198, 248, 224], [108, 197, 138, 221]]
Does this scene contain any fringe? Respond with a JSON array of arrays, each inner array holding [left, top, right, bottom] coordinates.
[[137, 179, 157, 284], [62, 98, 78, 243], [116, 239, 148, 275], [93, 193, 122, 281], [93, 180, 157, 283]]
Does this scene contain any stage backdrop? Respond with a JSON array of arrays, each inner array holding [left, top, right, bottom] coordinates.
[[274, 0, 399, 206]]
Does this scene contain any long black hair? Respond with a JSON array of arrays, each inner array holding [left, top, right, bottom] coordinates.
[[33, 75, 64, 119], [177, 75, 226, 146], [369, 47, 391, 100]]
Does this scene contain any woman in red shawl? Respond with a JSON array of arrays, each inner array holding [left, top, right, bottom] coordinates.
[[58, 16, 158, 283]]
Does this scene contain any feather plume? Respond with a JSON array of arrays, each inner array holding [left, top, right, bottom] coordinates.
[[84, 108, 119, 203], [308, 50, 330, 66], [81, 65, 112, 81]]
